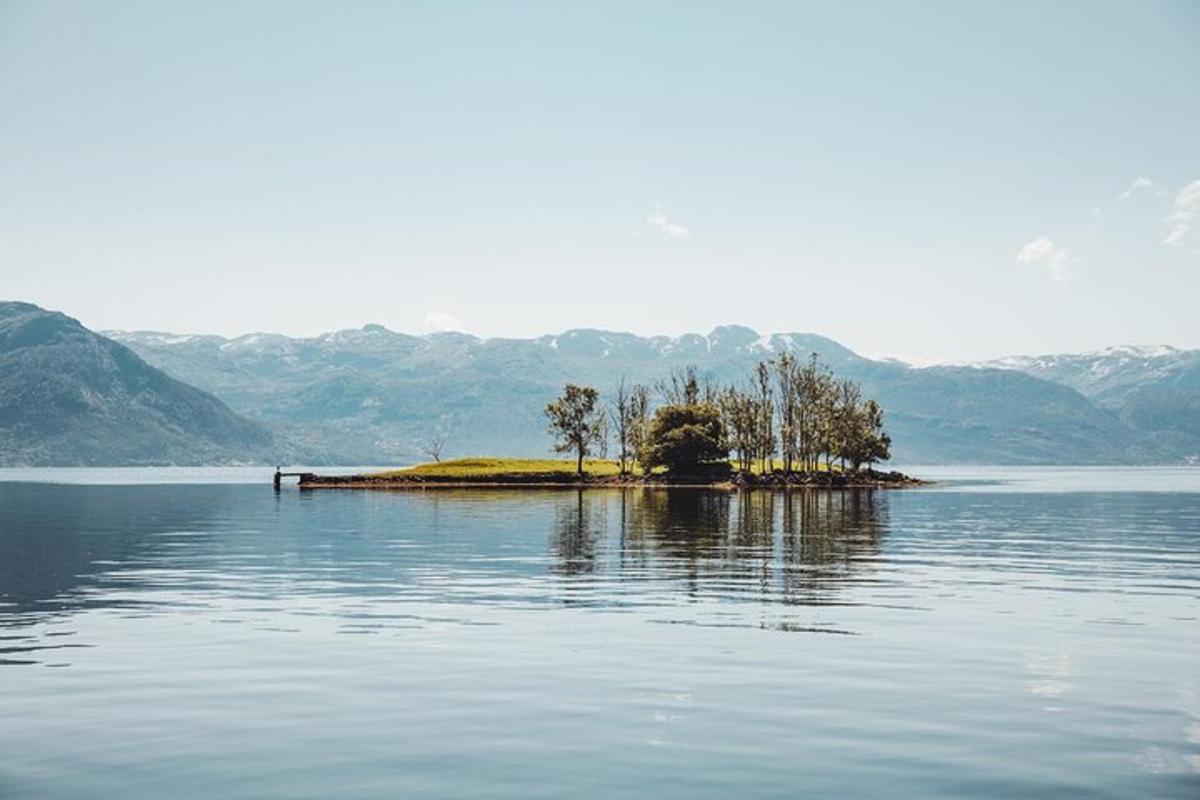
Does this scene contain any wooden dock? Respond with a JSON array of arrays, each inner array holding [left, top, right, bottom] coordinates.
[[273, 469, 316, 489]]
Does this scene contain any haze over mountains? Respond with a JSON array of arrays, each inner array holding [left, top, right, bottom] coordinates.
[[2, 301, 1196, 466]]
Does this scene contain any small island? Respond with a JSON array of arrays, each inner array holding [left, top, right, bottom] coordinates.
[[291, 354, 924, 490], [295, 458, 920, 490]]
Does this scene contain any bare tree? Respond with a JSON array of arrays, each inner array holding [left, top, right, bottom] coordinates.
[[609, 377, 635, 475], [596, 412, 610, 460], [656, 365, 701, 405], [420, 429, 447, 463], [628, 383, 651, 470], [719, 384, 758, 474]]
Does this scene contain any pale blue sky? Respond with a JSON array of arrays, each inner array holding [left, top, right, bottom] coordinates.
[[2, 1, 1198, 362]]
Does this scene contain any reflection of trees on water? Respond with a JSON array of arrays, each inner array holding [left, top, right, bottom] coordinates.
[[623, 491, 731, 598], [547, 488, 889, 605], [778, 490, 888, 605], [3, 483, 890, 634], [548, 490, 608, 577]]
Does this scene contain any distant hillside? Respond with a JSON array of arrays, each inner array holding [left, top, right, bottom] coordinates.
[[0, 302, 294, 466], [972, 346, 1200, 461], [107, 323, 1183, 465], [974, 346, 1200, 403]]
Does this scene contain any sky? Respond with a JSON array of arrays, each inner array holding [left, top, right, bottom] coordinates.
[[1, 1, 1198, 364]]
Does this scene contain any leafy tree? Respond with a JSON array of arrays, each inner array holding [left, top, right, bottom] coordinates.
[[851, 399, 891, 470], [640, 402, 728, 474], [545, 384, 605, 476], [816, 377, 840, 470], [798, 353, 834, 471], [719, 385, 758, 474], [834, 378, 862, 469], [754, 361, 776, 472], [717, 353, 891, 475], [775, 352, 800, 472]]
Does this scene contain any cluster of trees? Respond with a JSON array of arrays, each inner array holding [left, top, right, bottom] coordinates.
[[544, 353, 891, 476], [717, 353, 890, 474]]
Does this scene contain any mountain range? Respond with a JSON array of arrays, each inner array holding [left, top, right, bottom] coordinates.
[[108, 318, 1198, 466], [969, 346, 1200, 460], [0, 302, 288, 466], [2, 301, 1196, 466]]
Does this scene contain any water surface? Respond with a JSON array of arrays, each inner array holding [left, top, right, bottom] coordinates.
[[1, 468, 1198, 798]]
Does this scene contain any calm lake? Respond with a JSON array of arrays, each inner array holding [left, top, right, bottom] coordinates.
[[1, 467, 1198, 798]]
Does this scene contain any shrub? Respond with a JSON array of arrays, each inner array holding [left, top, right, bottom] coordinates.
[[640, 403, 728, 474]]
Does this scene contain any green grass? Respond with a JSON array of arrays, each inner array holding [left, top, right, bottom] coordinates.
[[375, 457, 624, 480], [372, 456, 845, 482]]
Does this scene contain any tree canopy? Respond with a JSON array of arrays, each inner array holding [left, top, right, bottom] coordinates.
[[544, 383, 606, 476], [639, 402, 727, 475]]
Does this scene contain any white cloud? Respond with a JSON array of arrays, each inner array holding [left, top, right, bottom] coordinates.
[[646, 207, 691, 240], [1118, 176, 1154, 200], [1016, 236, 1072, 281], [422, 311, 466, 333], [1164, 179, 1200, 246]]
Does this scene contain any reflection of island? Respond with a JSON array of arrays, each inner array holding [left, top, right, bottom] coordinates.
[[1, 483, 893, 665], [547, 488, 890, 604], [548, 491, 606, 576]]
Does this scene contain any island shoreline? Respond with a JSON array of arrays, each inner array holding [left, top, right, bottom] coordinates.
[[291, 469, 928, 491]]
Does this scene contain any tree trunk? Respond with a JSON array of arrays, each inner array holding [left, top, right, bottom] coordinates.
[[576, 448, 584, 477]]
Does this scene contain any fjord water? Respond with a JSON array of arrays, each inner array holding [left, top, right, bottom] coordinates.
[[1, 470, 1198, 798]]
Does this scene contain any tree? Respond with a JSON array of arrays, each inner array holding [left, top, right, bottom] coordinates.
[[420, 429, 447, 463], [851, 399, 891, 471], [545, 384, 606, 476], [627, 383, 651, 473], [834, 378, 862, 470], [640, 402, 727, 475], [595, 412, 609, 459], [797, 353, 831, 471], [815, 374, 839, 470], [775, 352, 800, 473], [754, 361, 775, 472], [657, 366, 701, 405], [719, 385, 758, 474], [609, 378, 636, 475]]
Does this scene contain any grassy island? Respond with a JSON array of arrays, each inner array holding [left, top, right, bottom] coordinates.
[[294, 457, 923, 490]]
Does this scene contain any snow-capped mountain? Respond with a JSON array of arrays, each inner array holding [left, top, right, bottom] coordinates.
[[965, 345, 1199, 405], [104, 324, 1194, 466], [949, 345, 1200, 461]]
